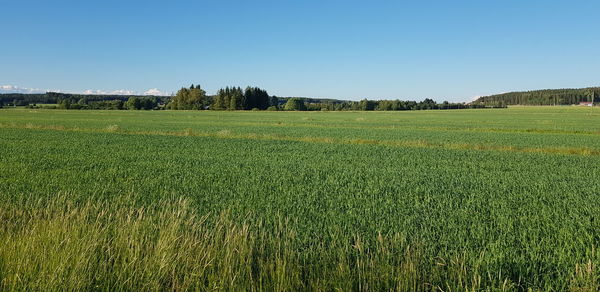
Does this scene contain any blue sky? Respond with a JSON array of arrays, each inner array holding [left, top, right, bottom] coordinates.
[[1, 0, 599, 102]]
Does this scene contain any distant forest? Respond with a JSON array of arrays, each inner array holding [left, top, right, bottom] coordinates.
[[472, 87, 599, 106], [0, 92, 169, 110], [1, 85, 487, 111]]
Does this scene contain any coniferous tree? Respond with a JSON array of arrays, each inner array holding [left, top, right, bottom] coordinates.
[[213, 88, 226, 109], [269, 96, 279, 107]]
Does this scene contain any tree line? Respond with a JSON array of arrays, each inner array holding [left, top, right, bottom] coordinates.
[[56, 96, 159, 110], [472, 87, 600, 106], [15, 96, 160, 110], [165, 85, 277, 110], [0, 92, 167, 110], [164, 84, 481, 111], [1, 84, 489, 111], [301, 98, 480, 111]]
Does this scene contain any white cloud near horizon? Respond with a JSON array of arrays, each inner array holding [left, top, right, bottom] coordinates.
[[143, 88, 166, 96], [83, 89, 136, 95], [0, 85, 45, 94], [1, 84, 168, 96]]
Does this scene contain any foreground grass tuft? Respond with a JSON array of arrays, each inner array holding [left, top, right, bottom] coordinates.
[[0, 193, 598, 290]]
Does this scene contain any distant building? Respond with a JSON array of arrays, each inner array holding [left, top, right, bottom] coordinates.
[[579, 101, 593, 107]]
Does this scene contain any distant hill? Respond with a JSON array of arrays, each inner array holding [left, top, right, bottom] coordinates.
[[472, 87, 599, 106]]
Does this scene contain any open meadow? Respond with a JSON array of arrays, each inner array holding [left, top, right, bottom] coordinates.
[[1, 107, 600, 290]]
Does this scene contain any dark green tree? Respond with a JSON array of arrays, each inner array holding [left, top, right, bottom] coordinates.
[[243, 87, 270, 110], [212, 86, 244, 110], [141, 98, 157, 110], [269, 96, 279, 107], [58, 99, 71, 109], [126, 97, 142, 110], [114, 100, 124, 110], [359, 99, 376, 111]]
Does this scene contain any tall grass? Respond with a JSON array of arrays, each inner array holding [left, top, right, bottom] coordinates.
[[1, 193, 597, 291], [0, 193, 258, 290]]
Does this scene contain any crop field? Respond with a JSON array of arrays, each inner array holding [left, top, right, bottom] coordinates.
[[1, 107, 600, 290]]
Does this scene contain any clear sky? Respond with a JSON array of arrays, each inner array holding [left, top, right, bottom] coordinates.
[[1, 0, 599, 102]]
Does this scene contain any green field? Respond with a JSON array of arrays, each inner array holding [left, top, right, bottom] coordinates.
[[1, 107, 600, 290]]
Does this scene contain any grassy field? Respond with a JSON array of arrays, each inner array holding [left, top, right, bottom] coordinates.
[[1, 107, 600, 290]]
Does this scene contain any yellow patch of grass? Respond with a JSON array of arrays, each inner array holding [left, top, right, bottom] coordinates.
[[104, 124, 120, 132], [216, 129, 231, 136]]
